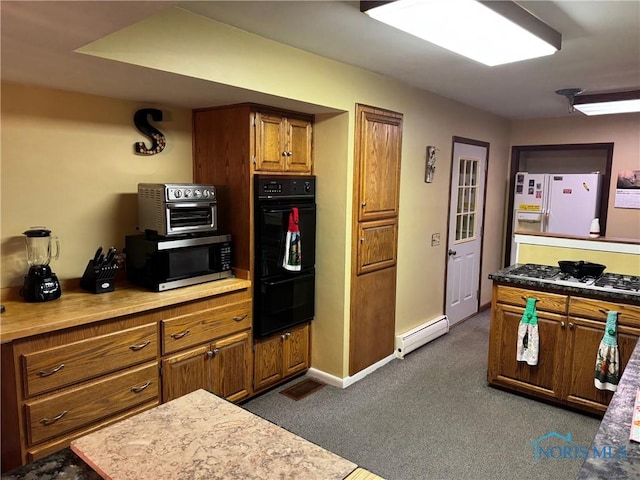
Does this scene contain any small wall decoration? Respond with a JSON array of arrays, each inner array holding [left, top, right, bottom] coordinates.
[[134, 108, 166, 155], [425, 146, 438, 183]]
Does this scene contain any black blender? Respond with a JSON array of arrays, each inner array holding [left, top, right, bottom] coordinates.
[[21, 227, 62, 302]]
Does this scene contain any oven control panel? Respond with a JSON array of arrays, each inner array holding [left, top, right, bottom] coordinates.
[[255, 175, 316, 199]]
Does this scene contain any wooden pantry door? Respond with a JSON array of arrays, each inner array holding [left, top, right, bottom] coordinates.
[[349, 104, 403, 376]]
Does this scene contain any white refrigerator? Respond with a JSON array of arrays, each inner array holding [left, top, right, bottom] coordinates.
[[511, 172, 603, 263]]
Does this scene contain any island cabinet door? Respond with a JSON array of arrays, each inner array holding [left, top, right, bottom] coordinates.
[[210, 331, 253, 403], [562, 317, 640, 415], [488, 303, 565, 402], [161, 345, 211, 403]]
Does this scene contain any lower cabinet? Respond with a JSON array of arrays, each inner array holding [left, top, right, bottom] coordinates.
[[488, 284, 640, 415], [254, 323, 310, 392], [162, 331, 252, 404]]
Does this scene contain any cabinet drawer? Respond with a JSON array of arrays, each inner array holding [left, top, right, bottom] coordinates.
[[22, 323, 157, 398], [162, 301, 252, 354], [25, 362, 158, 445], [569, 297, 640, 327], [495, 285, 567, 314]]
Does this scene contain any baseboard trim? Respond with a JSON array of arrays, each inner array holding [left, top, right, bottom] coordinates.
[[307, 353, 396, 389]]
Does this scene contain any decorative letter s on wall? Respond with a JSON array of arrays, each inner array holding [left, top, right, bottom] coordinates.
[[134, 108, 166, 155]]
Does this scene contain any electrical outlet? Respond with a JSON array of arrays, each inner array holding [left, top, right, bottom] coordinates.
[[431, 233, 440, 246]]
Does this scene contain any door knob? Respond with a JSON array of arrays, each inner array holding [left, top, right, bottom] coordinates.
[[448, 249, 457, 256]]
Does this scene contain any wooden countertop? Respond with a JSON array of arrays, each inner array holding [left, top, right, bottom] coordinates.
[[0, 278, 251, 343]]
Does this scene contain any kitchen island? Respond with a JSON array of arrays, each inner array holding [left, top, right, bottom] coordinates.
[[487, 264, 640, 416], [1, 389, 383, 480]]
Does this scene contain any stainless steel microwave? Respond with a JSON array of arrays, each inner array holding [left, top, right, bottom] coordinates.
[[125, 233, 232, 291], [137, 183, 218, 237]]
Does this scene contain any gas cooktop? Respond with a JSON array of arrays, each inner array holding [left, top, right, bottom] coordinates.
[[507, 264, 640, 295]]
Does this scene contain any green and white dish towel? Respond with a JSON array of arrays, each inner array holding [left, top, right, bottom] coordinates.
[[594, 311, 620, 392], [516, 297, 539, 366]]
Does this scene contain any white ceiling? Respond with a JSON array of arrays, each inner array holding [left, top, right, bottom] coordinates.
[[2, 1, 639, 119]]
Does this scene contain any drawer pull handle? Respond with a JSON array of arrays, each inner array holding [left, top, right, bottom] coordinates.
[[39, 410, 67, 426], [129, 341, 151, 351], [36, 364, 65, 377], [170, 329, 190, 340], [130, 381, 151, 393], [233, 313, 248, 322], [521, 296, 539, 302]]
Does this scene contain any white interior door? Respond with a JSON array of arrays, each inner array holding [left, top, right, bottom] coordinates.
[[446, 141, 487, 326]]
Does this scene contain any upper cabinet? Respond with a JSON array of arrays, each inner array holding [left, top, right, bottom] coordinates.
[[255, 112, 313, 174], [355, 107, 403, 222], [193, 104, 314, 277]]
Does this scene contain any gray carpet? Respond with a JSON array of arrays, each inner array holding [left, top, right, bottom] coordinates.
[[243, 310, 601, 480]]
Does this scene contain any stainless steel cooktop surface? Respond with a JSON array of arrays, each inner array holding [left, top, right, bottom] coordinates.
[[507, 264, 640, 295]]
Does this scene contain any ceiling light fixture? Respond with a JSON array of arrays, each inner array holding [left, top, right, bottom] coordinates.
[[573, 90, 640, 116], [360, 0, 561, 66], [556, 88, 640, 116]]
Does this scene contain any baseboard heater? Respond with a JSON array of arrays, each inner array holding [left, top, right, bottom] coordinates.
[[395, 315, 449, 359]]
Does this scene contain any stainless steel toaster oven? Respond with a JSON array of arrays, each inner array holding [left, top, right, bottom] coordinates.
[[137, 183, 217, 237]]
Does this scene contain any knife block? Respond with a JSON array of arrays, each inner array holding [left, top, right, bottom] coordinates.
[[80, 260, 117, 294]]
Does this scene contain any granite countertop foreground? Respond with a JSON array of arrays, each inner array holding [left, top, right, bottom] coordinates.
[[1, 389, 385, 480], [70, 389, 357, 480], [577, 338, 640, 479]]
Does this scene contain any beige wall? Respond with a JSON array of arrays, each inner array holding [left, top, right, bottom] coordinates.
[[14, 7, 630, 380], [1, 82, 193, 287], [511, 114, 640, 240], [72, 8, 514, 378]]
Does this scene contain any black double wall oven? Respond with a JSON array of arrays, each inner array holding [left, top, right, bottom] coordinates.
[[254, 175, 316, 338]]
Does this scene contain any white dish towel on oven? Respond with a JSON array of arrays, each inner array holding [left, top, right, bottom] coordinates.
[[516, 297, 539, 366]]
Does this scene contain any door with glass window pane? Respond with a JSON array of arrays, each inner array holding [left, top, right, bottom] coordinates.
[[446, 140, 487, 325]]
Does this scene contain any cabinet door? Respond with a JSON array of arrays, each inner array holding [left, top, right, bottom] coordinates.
[[488, 303, 565, 401], [356, 219, 398, 275], [283, 323, 310, 377], [255, 112, 286, 172], [286, 118, 312, 173], [355, 106, 403, 222], [211, 331, 252, 403], [254, 334, 284, 391], [563, 317, 640, 415], [161, 345, 211, 403]]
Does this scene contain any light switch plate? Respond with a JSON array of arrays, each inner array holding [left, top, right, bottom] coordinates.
[[431, 233, 440, 246]]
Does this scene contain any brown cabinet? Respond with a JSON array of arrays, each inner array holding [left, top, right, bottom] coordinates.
[[2, 317, 161, 470], [255, 111, 312, 173], [254, 323, 310, 392], [488, 284, 640, 415], [161, 297, 252, 403], [162, 330, 252, 404], [1, 281, 252, 472], [349, 104, 403, 375]]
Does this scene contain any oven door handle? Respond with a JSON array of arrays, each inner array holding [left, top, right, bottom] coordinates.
[[262, 206, 316, 214], [263, 273, 314, 286], [166, 203, 214, 209]]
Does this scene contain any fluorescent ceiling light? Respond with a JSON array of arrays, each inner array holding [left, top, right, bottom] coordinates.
[[573, 90, 640, 116], [361, 0, 561, 66]]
